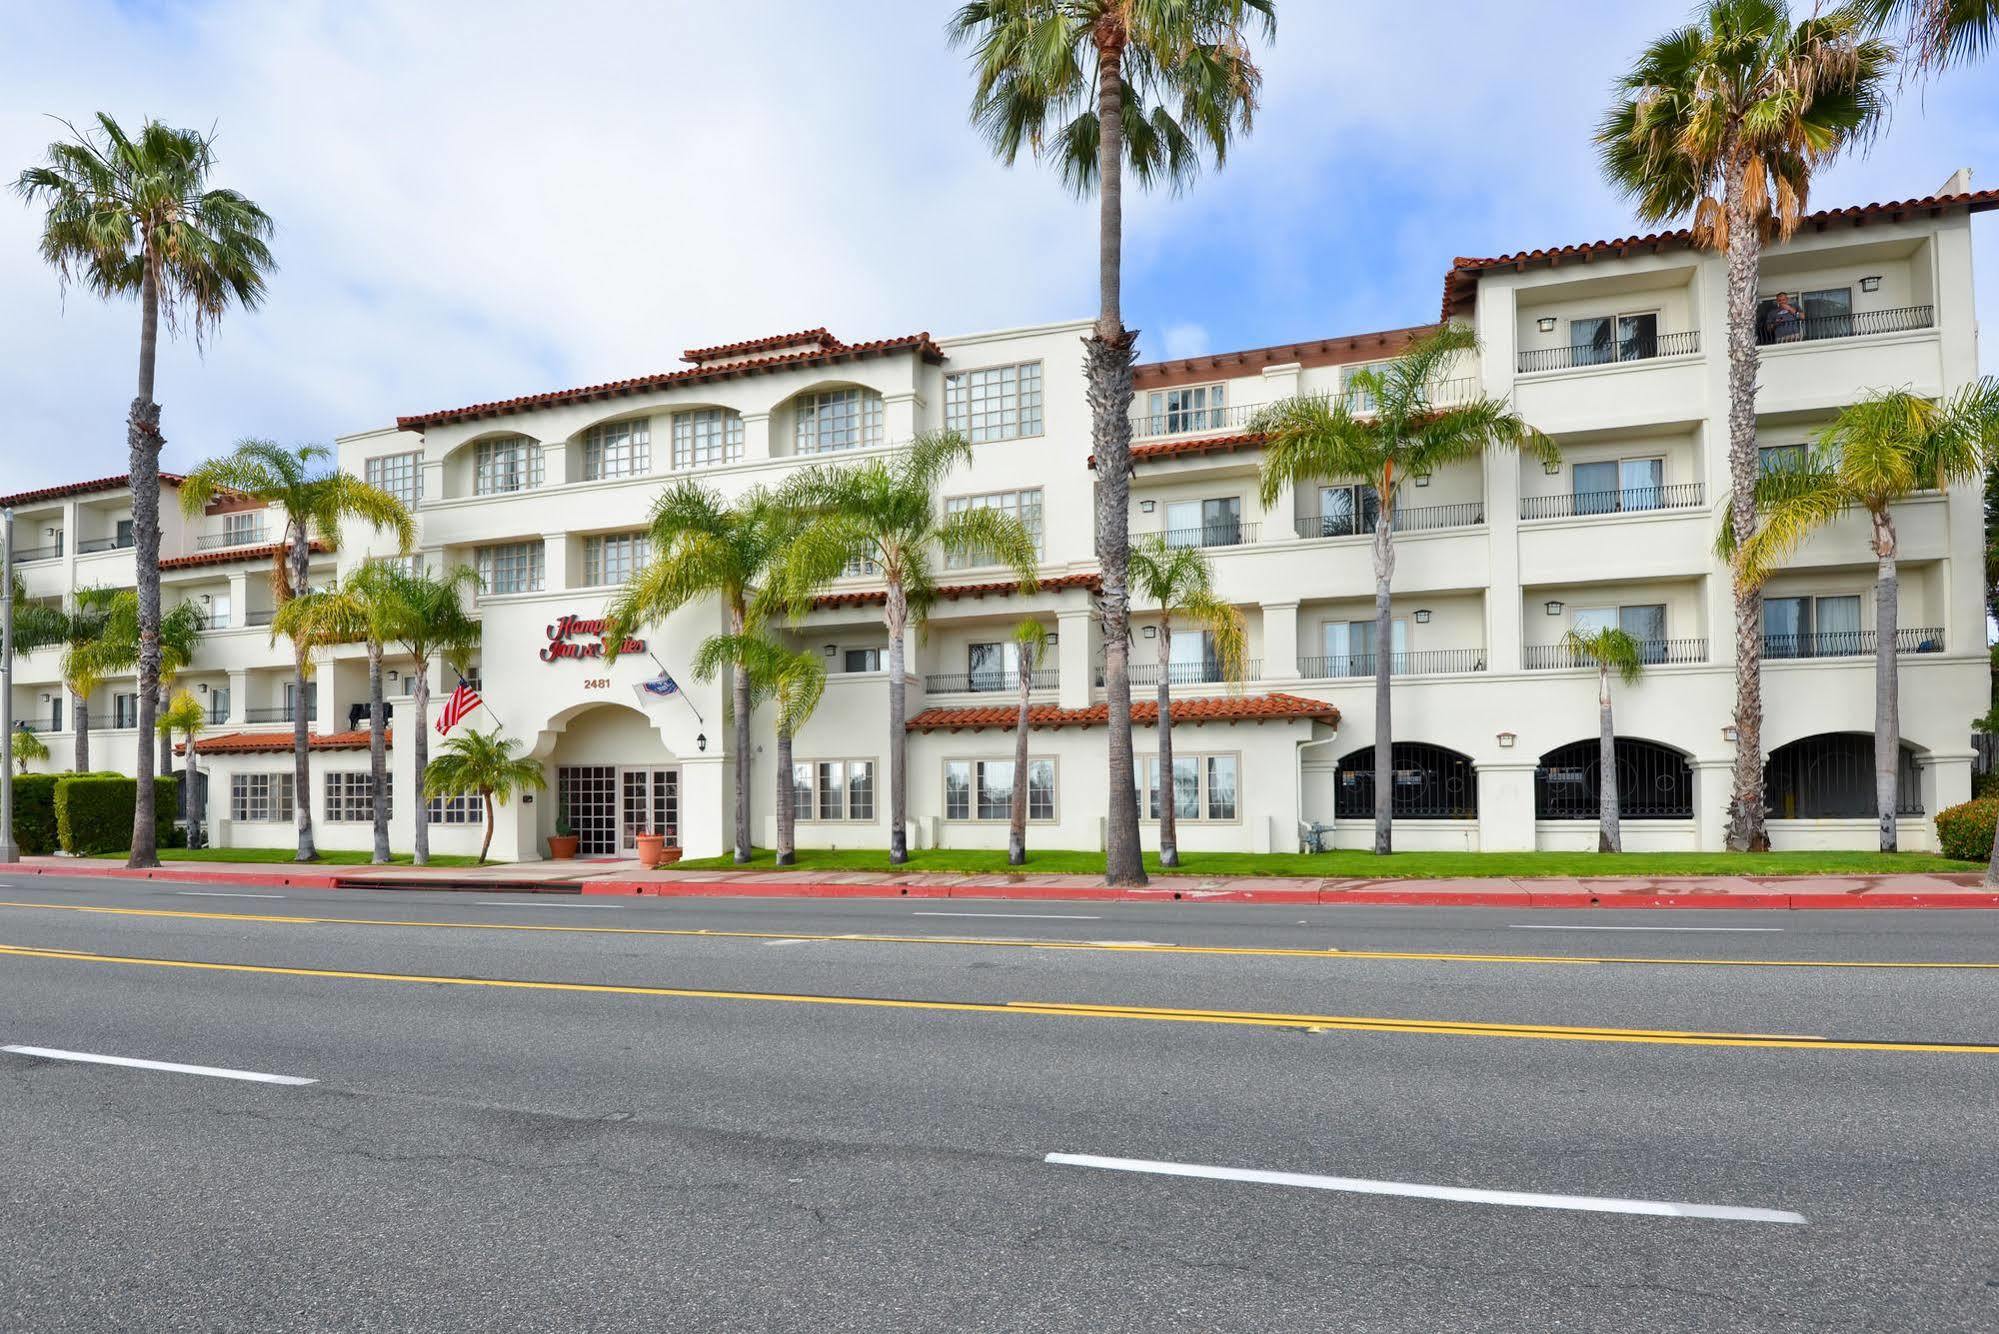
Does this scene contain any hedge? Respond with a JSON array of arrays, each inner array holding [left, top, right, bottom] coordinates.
[[1933, 798, 1997, 863], [51, 774, 177, 856], [11, 774, 59, 855]]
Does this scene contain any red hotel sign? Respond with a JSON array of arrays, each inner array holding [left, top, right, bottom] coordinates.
[[541, 613, 646, 663]]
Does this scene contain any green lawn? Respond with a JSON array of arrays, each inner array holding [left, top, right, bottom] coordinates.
[[673, 847, 1981, 879], [86, 848, 485, 868]]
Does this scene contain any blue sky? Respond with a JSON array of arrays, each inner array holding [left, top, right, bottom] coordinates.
[[1, 1, 1994, 493]]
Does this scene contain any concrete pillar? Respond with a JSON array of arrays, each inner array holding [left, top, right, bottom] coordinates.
[[1476, 761, 1537, 851], [545, 531, 573, 594], [1692, 757, 1734, 851], [420, 459, 445, 505], [742, 411, 773, 463], [1056, 608, 1093, 710], [226, 669, 249, 725], [1479, 285, 1525, 674], [539, 436, 573, 488], [1262, 600, 1300, 681], [225, 571, 249, 630], [884, 392, 919, 447], [1926, 749, 1973, 819], [678, 754, 729, 860]]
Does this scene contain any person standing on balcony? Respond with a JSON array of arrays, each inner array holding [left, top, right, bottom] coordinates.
[[1764, 291, 1804, 343]]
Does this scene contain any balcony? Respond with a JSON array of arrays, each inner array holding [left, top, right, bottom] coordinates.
[[1130, 379, 1481, 439], [1298, 648, 1488, 678], [76, 534, 134, 554], [1293, 501, 1484, 540], [1764, 627, 1943, 659], [197, 525, 269, 551], [924, 668, 1059, 694], [1158, 521, 1259, 550], [12, 720, 61, 734], [1517, 330, 1699, 375], [10, 539, 63, 563], [245, 609, 277, 628], [1521, 482, 1705, 521], [1756, 304, 1933, 347], [1525, 638, 1709, 669], [244, 702, 317, 724], [1111, 659, 1264, 687]]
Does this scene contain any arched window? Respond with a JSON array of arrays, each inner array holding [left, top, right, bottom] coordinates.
[[473, 435, 543, 495], [1335, 743, 1478, 819], [795, 388, 883, 454], [1535, 739, 1692, 820], [1765, 734, 1922, 818], [671, 408, 744, 469]]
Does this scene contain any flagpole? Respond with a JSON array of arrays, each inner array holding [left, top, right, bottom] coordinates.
[[451, 666, 503, 731], [647, 651, 705, 729]]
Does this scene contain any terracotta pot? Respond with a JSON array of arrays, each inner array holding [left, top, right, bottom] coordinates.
[[634, 833, 667, 869], [546, 834, 579, 861], [657, 846, 682, 866]]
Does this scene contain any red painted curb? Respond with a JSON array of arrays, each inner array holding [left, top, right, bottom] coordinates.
[[8, 864, 345, 890]]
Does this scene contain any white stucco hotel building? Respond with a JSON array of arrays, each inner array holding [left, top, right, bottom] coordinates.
[[7, 179, 1994, 860]]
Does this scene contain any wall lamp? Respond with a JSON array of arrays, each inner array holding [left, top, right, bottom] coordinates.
[[1414, 609, 1432, 624], [1536, 317, 1557, 333], [1859, 275, 1882, 293], [1497, 731, 1517, 749], [197, 683, 208, 695], [1544, 600, 1564, 617], [1722, 725, 1739, 743], [696, 732, 708, 753], [1413, 471, 1431, 487], [823, 644, 837, 657], [1139, 500, 1156, 513], [1543, 460, 1561, 475], [1141, 625, 1157, 639]]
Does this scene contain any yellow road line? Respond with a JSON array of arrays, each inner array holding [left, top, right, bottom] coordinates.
[[0, 941, 1993, 1053], [1, 899, 1994, 971]]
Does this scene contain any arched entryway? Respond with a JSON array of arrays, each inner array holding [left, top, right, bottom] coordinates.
[[540, 702, 682, 856], [1534, 738, 1693, 820], [1334, 743, 1478, 819], [1764, 733, 1923, 819]]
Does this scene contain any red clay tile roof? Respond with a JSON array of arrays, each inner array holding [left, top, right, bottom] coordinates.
[[397, 333, 947, 431], [812, 571, 1101, 609], [161, 541, 329, 573], [1, 473, 186, 508], [1134, 325, 1438, 389], [683, 328, 843, 362], [907, 692, 1340, 732], [185, 728, 385, 756], [1442, 186, 1999, 319], [1091, 432, 1269, 470]]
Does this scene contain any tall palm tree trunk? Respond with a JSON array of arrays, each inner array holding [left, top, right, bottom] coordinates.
[[1721, 153, 1771, 852], [367, 641, 390, 864], [289, 533, 318, 863], [1156, 621, 1179, 868], [775, 722, 796, 867], [1370, 498, 1397, 855], [1008, 661, 1031, 866], [73, 691, 90, 771], [480, 790, 495, 864], [412, 666, 432, 866], [886, 583, 910, 865], [1090, 26, 1146, 889], [1598, 664, 1622, 854], [729, 605, 752, 865], [157, 684, 174, 799], [1871, 510, 1901, 852], [128, 260, 165, 867], [184, 739, 201, 851]]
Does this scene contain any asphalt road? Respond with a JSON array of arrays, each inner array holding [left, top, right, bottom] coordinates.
[[3, 873, 1997, 1332]]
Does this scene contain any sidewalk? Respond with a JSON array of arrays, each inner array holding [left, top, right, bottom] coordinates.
[[9, 855, 1999, 909]]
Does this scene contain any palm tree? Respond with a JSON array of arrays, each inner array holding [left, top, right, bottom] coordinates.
[[772, 431, 1040, 865], [1006, 618, 1050, 866], [1254, 325, 1556, 853], [1847, 0, 1995, 73], [603, 483, 785, 865], [371, 565, 480, 867], [157, 689, 206, 849], [101, 593, 203, 801], [268, 590, 358, 863], [15, 114, 274, 869], [1128, 537, 1247, 867], [181, 440, 413, 862], [692, 634, 826, 867], [422, 727, 547, 865], [1598, 1, 1893, 852], [951, 0, 1276, 889], [1557, 625, 1648, 854], [47, 587, 123, 772], [11, 727, 49, 775], [1731, 381, 1999, 853]]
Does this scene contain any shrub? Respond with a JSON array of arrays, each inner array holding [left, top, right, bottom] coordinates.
[[55, 776, 137, 855], [1934, 798, 1998, 863], [11, 774, 59, 855], [1976, 769, 1999, 800]]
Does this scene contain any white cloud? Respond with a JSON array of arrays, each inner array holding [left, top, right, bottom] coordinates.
[[1160, 322, 1209, 360]]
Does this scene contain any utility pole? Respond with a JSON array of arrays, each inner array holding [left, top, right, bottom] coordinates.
[[2, 507, 17, 863]]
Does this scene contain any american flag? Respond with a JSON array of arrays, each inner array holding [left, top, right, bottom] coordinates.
[[435, 682, 483, 736]]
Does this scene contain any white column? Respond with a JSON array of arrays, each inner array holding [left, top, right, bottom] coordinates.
[[677, 753, 729, 860], [1056, 608, 1094, 710], [884, 392, 919, 446], [1692, 757, 1734, 851], [420, 460, 446, 506], [539, 436, 573, 488], [225, 571, 249, 629], [1262, 600, 1300, 681], [545, 531, 573, 594], [225, 669, 249, 725], [1476, 761, 1537, 852], [1479, 285, 1525, 674], [742, 411, 773, 463]]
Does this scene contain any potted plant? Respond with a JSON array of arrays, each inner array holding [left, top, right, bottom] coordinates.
[[548, 799, 579, 861], [633, 820, 668, 870], [658, 825, 682, 866]]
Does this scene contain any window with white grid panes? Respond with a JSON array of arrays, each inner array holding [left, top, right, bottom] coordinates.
[[943, 489, 1043, 570], [427, 792, 480, 825], [794, 388, 883, 454], [366, 452, 422, 506], [943, 758, 1055, 821], [791, 760, 875, 821], [671, 409, 745, 469], [474, 436, 543, 494], [1136, 752, 1239, 822], [324, 772, 391, 823], [583, 532, 651, 587], [230, 773, 295, 823], [945, 362, 1042, 442], [584, 418, 651, 480], [476, 541, 544, 595]]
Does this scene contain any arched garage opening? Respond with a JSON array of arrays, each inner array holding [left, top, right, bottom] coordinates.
[[1764, 733, 1923, 818], [1535, 738, 1693, 820], [1335, 743, 1478, 819]]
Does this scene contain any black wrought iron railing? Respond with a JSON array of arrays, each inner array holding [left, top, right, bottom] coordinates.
[[197, 526, 269, 550], [1517, 329, 1701, 374], [1293, 501, 1484, 540], [1157, 522, 1258, 549], [924, 668, 1059, 694], [1521, 482, 1705, 520], [76, 535, 134, 554], [1109, 659, 1264, 687], [1763, 627, 1944, 659], [13, 720, 60, 734], [244, 609, 276, 628], [1524, 638, 1709, 669], [1299, 648, 1488, 678], [1756, 304, 1933, 346], [9, 540, 62, 562], [1535, 739, 1695, 820], [245, 703, 317, 724], [1129, 378, 1482, 437]]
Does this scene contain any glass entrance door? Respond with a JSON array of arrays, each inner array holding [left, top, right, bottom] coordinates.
[[558, 766, 619, 856], [619, 768, 679, 853]]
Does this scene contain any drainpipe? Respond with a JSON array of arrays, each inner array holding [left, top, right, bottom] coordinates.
[[1295, 731, 1340, 852]]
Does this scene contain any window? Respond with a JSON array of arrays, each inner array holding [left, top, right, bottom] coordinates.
[[794, 388, 883, 454], [376, 554, 424, 578], [1570, 604, 1668, 658], [1136, 754, 1237, 822], [1764, 594, 1864, 658], [1759, 443, 1809, 476], [943, 489, 1044, 569], [842, 555, 880, 579], [843, 648, 883, 673], [366, 452, 422, 506], [583, 532, 651, 587], [427, 792, 480, 825], [113, 693, 139, 729], [1167, 629, 1224, 684], [1143, 383, 1225, 435], [1569, 310, 1661, 364], [792, 760, 875, 821], [1536, 739, 1692, 820], [476, 542, 545, 595], [208, 593, 233, 629], [221, 511, 264, 545], [208, 687, 230, 726], [967, 641, 1021, 691], [1758, 287, 1854, 344], [945, 362, 1043, 442], [584, 418, 652, 480], [671, 409, 744, 469], [1311, 484, 1381, 539], [1164, 496, 1242, 548], [474, 436, 543, 494], [230, 773, 295, 823], [281, 680, 316, 722], [1571, 457, 1665, 514], [115, 518, 135, 548], [1335, 744, 1478, 819], [48, 697, 62, 732], [944, 758, 1054, 821], [324, 772, 391, 823], [1320, 618, 1407, 675]]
